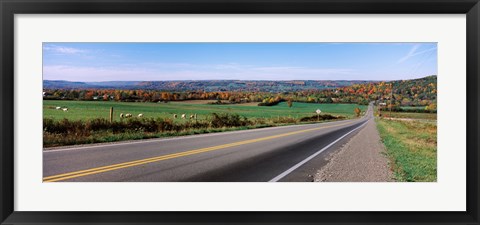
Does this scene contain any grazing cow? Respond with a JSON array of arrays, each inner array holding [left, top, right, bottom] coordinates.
[[138, 114, 143, 118], [62, 108, 68, 112], [125, 113, 132, 118], [173, 114, 178, 119], [181, 114, 186, 119], [190, 114, 194, 119], [55, 106, 61, 110], [120, 113, 124, 118]]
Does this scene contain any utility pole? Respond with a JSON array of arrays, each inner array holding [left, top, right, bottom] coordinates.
[[390, 83, 393, 118]]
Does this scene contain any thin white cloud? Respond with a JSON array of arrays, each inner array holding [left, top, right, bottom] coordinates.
[[43, 45, 88, 55], [43, 65, 154, 81], [397, 44, 437, 63]]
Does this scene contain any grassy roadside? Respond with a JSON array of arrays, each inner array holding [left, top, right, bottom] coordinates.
[[376, 118, 437, 182], [44, 124, 273, 148], [43, 115, 349, 148]]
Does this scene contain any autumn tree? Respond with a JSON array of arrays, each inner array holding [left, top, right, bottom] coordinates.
[[425, 103, 437, 111], [84, 91, 94, 100], [354, 107, 361, 117], [287, 98, 293, 108]]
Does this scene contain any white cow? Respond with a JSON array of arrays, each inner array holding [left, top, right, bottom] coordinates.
[[181, 114, 186, 119], [120, 113, 124, 118], [138, 114, 143, 118], [62, 108, 68, 112], [55, 106, 61, 110], [125, 113, 132, 118], [173, 114, 177, 119]]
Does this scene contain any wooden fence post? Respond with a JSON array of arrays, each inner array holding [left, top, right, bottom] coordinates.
[[110, 107, 114, 123]]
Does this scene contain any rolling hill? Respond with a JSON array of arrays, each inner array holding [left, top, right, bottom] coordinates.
[[43, 80, 373, 92]]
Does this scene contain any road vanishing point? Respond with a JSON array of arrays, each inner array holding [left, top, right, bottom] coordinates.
[[43, 105, 374, 182]]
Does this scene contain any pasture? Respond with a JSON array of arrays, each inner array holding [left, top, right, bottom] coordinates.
[[43, 100, 366, 122]]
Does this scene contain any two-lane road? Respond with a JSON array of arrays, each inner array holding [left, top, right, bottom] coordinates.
[[43, 104, 374, 182]]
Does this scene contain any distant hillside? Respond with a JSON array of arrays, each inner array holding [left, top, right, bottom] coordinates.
[[331, 75, 437, 106], [43, 80, 142, 89], [43, 80, 373, 92], [43, 76, 436, 107]]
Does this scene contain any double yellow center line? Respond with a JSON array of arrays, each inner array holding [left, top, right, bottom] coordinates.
[[43, 121, 355, 182]]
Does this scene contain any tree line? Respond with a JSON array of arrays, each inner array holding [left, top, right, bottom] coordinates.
[[43, 76, 437, 107]]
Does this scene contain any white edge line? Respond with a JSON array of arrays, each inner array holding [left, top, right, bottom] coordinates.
[[268, 119, 370, 182], [43, 119, 355, 153]]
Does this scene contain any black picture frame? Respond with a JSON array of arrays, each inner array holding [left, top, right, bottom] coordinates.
[[1, 0, 479, 224]]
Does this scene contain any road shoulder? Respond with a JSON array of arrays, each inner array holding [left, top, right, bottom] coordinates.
[[314, 119, 393, 182]]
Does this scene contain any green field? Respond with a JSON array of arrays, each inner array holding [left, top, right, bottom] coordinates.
[[44, 100, 366, 121]]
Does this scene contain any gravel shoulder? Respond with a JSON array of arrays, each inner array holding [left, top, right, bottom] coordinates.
[[314, 119, 393, 182]]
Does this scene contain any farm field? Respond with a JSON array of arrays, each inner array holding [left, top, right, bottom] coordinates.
[[379, 111, 437, 120], [44, 100, 366, 122]]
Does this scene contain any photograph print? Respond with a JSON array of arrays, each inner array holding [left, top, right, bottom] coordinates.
[[42, 43, 437, 182]]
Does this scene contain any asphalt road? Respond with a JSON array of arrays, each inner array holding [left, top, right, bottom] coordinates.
[[43, 104, 374, 182]]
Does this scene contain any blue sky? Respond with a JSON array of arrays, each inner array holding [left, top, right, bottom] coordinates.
[[43, 43, 437, 82]]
